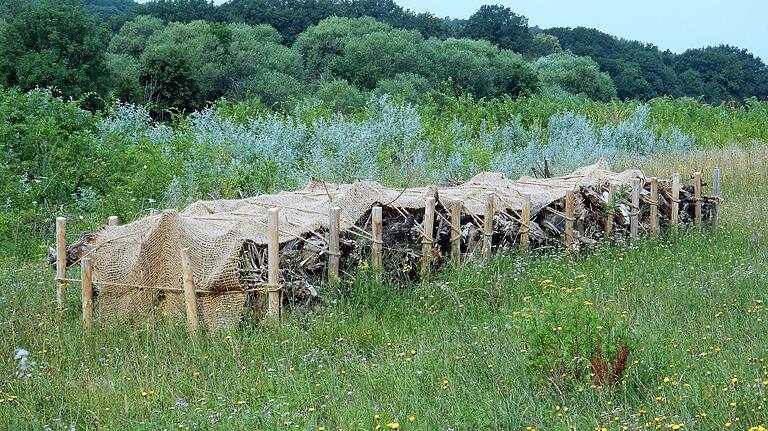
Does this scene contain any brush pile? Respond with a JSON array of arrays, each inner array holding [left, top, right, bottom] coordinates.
[[57, 161, 719, 330]]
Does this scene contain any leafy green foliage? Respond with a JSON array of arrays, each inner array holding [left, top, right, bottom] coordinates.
[[0, 0, 110, 102], [464, 4, 533, 54], [534, 53, 617, 101]]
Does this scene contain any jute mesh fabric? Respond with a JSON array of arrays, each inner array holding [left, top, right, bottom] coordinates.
[[90, 160, 643, 330]]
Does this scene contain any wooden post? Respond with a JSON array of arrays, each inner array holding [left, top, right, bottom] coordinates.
[[267, 208, 281, 319], [694, 172, 702, 224], [450, 200, 461, 264], [81, 257, 94, 331], [328, 207, 341, 284], [180, 248, 199, 337], [649, 177, 658, 236], [712, 167, 721, 229], [421, 197, 436, 282], [565, 190, 575, 246], [149, 208, 160, 216], [630, 178, 641, 239], [371, 206, 383, 282], [55, 216, 67, 310], [482, 191, 494, 260], [605, 182, 616, 238], [108, 216, 119, 226], [671, 173, 681, 229], [520, 193, 531, 253]]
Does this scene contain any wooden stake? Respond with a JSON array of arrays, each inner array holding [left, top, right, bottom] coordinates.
[[267, 208, 281, 319], [605, 182, 616, 238], [565, 190, 575, 246], [671, 173, 681, 229], [328, 207, 341, 285], [482, 191, 494, 260], [180, 248, 199, 337], [649, 177, 658, 236], [371, 206, 383, 282], [520, 193, 531, 253], [712, 167, 721, 229], [421, 197, 436, 282], [149, 208, 160, 216], [108, 216, 119, 226], [450, 200, 461, 264], [55, 216, 67, 310], [630, 178, 641, 239], [81, 257, 94, 331], [694, 172, 702, 224]]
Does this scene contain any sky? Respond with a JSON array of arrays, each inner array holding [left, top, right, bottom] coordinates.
[[395, 0, 768, 61]]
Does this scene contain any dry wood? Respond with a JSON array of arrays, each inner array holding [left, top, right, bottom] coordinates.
[[108, 216, 119, 226], [483, 191, 494, 259], [712, 167, 721, 229], [605, 182, 616, 238], [421, 197, 436, 282], [694, 172, 702, 224], [328, 207, 341, 284], [81, 257, 94, 331], [450, 200, 461, 264], [56, 217, 67, 310], [565, 190, 575, 246], [671, 173, 681, 229], [371, 206, 383, 282], [267, 208, 281, 318], [630, 178, 640, 239], [520, 193, 531, 253], [649, 177, 658, 236], [180, 248, 199, 336]]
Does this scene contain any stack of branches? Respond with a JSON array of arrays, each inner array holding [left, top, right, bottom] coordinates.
[[234, 177, 717, 310], [55, 178, 718, 318]]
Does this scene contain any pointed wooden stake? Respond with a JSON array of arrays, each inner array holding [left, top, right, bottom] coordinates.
[[371, 206, 383, 282], [605, 182, 616, 238], [520, 193, 531, 253], [56, 216, 67, 310], [81, 257, 94, 331], [671, 173, 681, 230], [450, 200, 462, 264], [328, 207, 341, 285], [482, 191, 494, 260], [267, 208, 281, 319], [649, 177, 658, 236], [421, 197, 436, 283], [108, 216, 119, 226], [630, 178, 641, 239], [180, 248, 199, 337]]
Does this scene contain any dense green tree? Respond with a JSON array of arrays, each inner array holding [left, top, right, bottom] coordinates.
[[545, 27, 681, 100], [674, 45, 768, 104], [0, 0, 109, 100], [140, 44, 199, 114], [533, 53, 616, 101], [463, 5, 533, 54], [293, 17, 390, 79], [329, 29, 428, 89], [131, 0, 217, 24], [108, 15, 164, 57]]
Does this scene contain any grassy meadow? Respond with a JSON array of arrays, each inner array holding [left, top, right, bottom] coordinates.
[[1, 145, 767, 430]]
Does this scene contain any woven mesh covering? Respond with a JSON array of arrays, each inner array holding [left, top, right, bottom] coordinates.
[[90, 160, 642, 330]]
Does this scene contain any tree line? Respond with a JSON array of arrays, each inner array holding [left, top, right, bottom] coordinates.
[[0, 0, 765, 114]]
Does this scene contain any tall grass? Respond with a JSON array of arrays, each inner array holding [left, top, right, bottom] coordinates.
[[1, 146, 766, 430]]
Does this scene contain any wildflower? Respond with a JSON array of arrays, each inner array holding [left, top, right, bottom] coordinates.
[[386, 423, 399, 430], [408, 416, 415, 423]]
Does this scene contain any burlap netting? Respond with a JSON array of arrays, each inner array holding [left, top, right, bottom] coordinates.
[[90, 160, 642, 329]]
